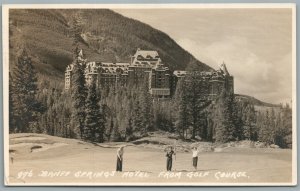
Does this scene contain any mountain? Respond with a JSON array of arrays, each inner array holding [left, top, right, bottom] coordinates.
[[9, 9, 213, 80], [235, 94, 281, 108]]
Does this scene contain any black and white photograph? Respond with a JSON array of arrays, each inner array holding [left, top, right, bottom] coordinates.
[[2, 4, 296, 186]]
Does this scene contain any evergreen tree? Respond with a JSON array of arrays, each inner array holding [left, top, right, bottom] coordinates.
[[258, 110, 273, 144], [11, 50, 40, 132], [174, 79, 190, 139], [131, 94, 143, 137], [125, 102, 134, 141], [139, 77, 153, 134], [205, 107, 214, 142], [256, 111, 264, 140], [242, 104, 256, 140], [84, 78, 101, 141], [110, 118, 120, 141], [96, 93, 106, 143], [81, 78, 106, 142], [37, 89, 74, 138], [107, 117, 114, 141], [274, 111, 284, 146], [70, 47, 86, 139], [269, 108, 276, 143], [9, 72, 15, 133], [185, 73, 203, 138], [232, 100, 243, 140], [173, 73, 211, 139], [214, 91, 236, 143], [255, 104, 292, 148], [274, 104, 292, 148], [282, 104, 292, 148], [153, 101, 174, 132]]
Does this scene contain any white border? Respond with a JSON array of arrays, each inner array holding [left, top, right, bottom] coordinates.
[[291, 1, 297, 187], [3, 5, 9, 187], [2, 3, 297, 186], [1, 3, 296, 9]]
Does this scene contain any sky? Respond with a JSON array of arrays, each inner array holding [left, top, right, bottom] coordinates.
[[114, 8, 293, 104]]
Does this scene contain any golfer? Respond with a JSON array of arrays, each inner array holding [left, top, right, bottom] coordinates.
[[192, 147, 199, 170], [166, 146, 176, 171], [116, 146, 124, 172]]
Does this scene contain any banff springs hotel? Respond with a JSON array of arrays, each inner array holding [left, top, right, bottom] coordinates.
[[65, 48, 234, 99]]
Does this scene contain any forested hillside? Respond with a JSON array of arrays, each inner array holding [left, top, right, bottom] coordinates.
[[235, 94, 281, 108], [9, 9, 212, 81]]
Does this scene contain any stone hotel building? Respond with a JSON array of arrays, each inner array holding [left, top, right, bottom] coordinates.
[[65, 48, 233, 99]]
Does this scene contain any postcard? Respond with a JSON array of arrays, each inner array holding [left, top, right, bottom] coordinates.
[[2, 4, 297, 186]]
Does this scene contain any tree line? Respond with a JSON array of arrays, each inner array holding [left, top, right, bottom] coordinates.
[[173, 74, 292, 148], [9, 49, 293, 148]]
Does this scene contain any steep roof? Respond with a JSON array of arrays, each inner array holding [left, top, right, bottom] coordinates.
[[133, 49, 160, 59], [220, 63, 230, 76]]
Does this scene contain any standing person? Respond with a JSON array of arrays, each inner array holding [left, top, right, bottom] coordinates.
[[116, 146, 124, 172], [166, 146, 176, 171], [192, 147, 199, 171]]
